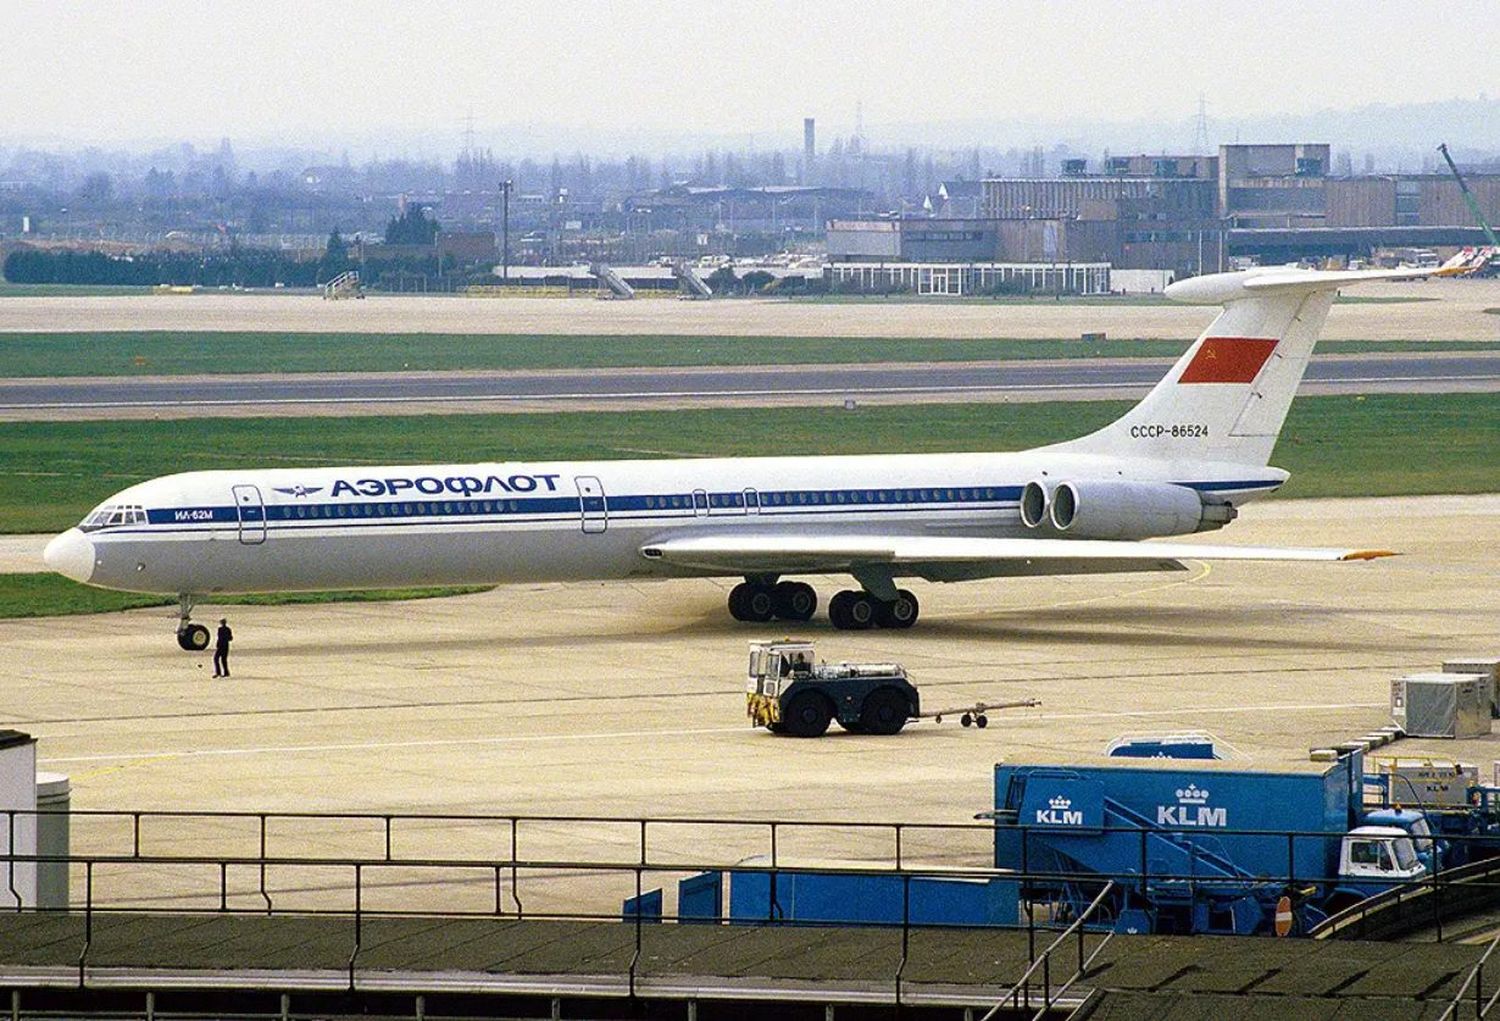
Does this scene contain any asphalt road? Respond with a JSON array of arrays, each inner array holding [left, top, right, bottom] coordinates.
[[2, 351, 1496, 418]]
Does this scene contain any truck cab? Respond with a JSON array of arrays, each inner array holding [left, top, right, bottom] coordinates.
[[1362, 808, 1437, 866], [1338, 825, 1428, 891], [746, 640, 816, 728]]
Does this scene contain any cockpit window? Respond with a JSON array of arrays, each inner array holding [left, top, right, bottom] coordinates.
[[79, 504, 147, 532]]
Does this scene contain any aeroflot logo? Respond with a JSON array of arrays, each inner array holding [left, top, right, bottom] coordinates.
[[1035, 795, 1083, 826], [1156, 784, 1227, 828], [330, 474, 563, 498]]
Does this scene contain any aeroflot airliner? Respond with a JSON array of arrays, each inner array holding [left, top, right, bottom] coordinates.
[[46, 268, 1419, 650]]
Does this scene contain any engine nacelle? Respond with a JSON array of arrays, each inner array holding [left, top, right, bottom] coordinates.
[[1048, 480, 1218, 540], [1019, 480, 1052, 529]]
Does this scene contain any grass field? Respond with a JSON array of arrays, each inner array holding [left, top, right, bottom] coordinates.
[[0, 283, 157, 298], [1, 331, 1494, 377], [1, 393, 1494, 534], [0, 573, 492, 619]]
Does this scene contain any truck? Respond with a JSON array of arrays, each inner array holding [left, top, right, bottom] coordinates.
[[745, 639, 920, 737], [989, 751, 1500, 936]]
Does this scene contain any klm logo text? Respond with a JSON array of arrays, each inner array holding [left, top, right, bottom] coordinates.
[[1035, 795, 1083, 826], [1156, 784, 1227, 828]]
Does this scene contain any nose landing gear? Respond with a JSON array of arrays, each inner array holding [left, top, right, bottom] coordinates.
[[175, 594, 210, 651]]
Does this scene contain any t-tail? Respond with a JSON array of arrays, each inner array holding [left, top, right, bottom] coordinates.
[[1050, 267, 1434, 467]]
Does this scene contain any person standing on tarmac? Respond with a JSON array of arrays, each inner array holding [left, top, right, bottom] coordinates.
[[212, 618, 233, 678]]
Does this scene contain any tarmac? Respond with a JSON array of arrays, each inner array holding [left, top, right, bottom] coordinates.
[[2, 493, 1497, 916], [3, 350, 1496, 421], [0, 277, 1497, 340]]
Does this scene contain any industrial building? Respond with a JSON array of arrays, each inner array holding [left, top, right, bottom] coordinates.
[[828, 144, 1500, 284], [827, 260, 1112, 296]]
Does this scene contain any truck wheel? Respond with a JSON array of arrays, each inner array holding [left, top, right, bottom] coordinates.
[[859, 688, 910, 735], [781, 692, 833, 737]]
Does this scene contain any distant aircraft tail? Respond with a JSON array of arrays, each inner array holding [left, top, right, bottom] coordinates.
[[1050, 267, 1431, 467]]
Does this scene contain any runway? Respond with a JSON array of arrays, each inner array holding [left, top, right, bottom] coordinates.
[[3, 350, 1496, 419]]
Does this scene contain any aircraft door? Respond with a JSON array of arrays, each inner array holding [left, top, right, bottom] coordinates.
[[744, 488, 760, 515], [232, 484, 266, 545], [575, 476, 607, 534]]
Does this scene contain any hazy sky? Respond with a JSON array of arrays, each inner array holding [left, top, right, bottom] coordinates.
[[3, 0, 1497, 153]]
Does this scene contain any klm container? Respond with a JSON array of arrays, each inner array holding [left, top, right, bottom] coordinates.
[[994, 755, 1362, 885]]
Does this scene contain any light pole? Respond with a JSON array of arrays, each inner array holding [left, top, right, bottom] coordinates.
[[499, 179, 512, 283]]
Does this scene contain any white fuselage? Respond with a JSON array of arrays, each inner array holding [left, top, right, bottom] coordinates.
[[54, 449, 1282, 595]]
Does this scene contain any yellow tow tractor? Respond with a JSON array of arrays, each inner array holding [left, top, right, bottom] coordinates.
[[746, 639, 1039, 738]]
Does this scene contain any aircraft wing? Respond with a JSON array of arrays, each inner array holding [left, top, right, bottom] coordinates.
[[640, 534, 1394, 581]]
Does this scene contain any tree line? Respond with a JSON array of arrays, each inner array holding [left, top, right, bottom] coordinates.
[[2, 245, 461, 289]]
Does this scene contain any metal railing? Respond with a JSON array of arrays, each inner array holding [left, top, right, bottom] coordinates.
[[983, 881, 1117, 1021], [1443, 928, 1500, 1021], [7, 807, 1500, 939], [1, 846, 1083, 1008]]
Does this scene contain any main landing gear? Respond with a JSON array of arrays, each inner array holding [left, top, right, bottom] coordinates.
[[728, 580, 817, 623], [175, 594, 210, 651], [725, 580, 919, 630]]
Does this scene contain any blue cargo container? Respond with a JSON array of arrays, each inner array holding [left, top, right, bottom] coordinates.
[[995, 756, 1362, 885], [728, 868, 1019, 927]]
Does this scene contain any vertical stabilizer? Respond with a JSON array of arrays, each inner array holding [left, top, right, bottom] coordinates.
[[1050, 268, 1428, 467]]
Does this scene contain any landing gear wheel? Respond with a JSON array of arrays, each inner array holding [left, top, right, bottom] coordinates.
[[177, 624, 210, 651], [960, 713, 974, 728], [772, 581, 817, 622], [728, 582, 775, 623], [829, 590, 877, 630], [976, 714, 989, 729], [781, 691, 833, 738], [859, 687, 910, 735], [874, 589, 920, 630]]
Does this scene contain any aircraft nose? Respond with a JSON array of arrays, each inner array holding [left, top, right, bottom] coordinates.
[[43, 528, 96, 583]]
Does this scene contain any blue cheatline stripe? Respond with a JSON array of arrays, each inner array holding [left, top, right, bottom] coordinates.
[[125, 479, 1279, 535]]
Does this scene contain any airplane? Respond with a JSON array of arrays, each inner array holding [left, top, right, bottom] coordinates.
[[44, 267, 1423, 650]]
